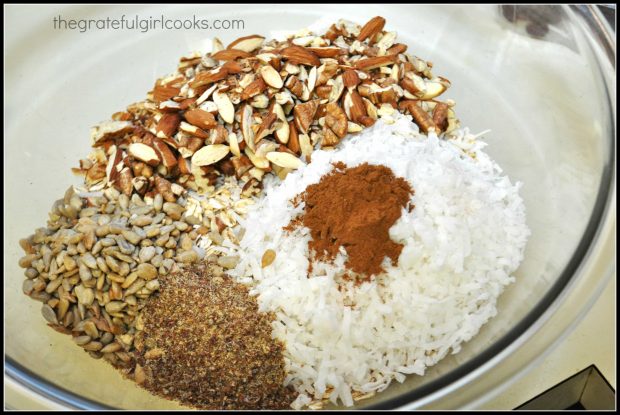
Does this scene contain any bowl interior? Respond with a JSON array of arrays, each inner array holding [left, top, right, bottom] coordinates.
[[5, 4, 612, 409]]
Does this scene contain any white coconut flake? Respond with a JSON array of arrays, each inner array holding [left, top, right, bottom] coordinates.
[[230, 112, 530, 407]]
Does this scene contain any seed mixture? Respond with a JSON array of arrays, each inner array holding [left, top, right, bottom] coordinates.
[[17, 15, 529, 410], [132, 265, 295, 409]]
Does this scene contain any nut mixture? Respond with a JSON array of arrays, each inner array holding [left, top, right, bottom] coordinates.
[[73, 16, 459, 203]]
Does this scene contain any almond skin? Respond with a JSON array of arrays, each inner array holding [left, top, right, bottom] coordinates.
[[281, 45, 321, 67], [184, 109, 218, 130], [357, 16, 386, 41]]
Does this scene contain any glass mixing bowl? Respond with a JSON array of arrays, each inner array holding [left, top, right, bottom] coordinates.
[[5, 4, 615, 410]]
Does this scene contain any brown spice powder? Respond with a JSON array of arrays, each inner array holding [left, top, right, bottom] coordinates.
[[132, 264, 296, 410], [288, 162, 413, 278]]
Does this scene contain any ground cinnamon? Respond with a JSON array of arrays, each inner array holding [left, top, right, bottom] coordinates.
[[288, 162, 413, 278]]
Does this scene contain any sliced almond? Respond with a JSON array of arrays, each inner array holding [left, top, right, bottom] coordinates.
[[343, 69, 361, 89], [191, 144, 230, 166], [195, 84, 218, 106], [184, 109, 217, 130], [228, 132, 241, 157], [212, 90, 235, 124], [401, 73, 427, 97], [259, 65, 283, 89], [299, 133, 313, 162], [327, 75, 345, 103], [273, 104, 290, 144], [307, 66, 318, 93], [189, 67, 228, 89], [91, 121, 134, 145], [354, 54, 398, 71], [211, 49, 251, 61], [179, 121, 209, 139], [244, 147, 269, 169], [105, 146, 123, 184], [152, 85, 180, 103], [156, 113, 181, 138], [128, 143, 160, 166], [227, 34, 265, 53], [306, 47, 344, 58], [152, 137, 178, 168], [266, 151, 303, 169], [281, 45, 321, 67], [357, 16, 386, 42], [343, 90, 367, 122], [240, 104, 255, 151], [211, 37, 225, 54], [421, 78, 450, 100], [287, 120, 301, 154]]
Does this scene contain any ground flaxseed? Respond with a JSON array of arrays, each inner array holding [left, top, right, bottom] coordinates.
[[131, 264, 296, 410]]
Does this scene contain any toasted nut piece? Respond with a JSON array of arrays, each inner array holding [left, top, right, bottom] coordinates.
[[128, 143, 160, 166], [294, 100, 319, 134], [400, 100, 436, 133], [152, 85, 180, 103], [227, 34, 265, 52], [259, 65, 283, 89], [105, 146, 123, 185], [191, 144, 230, 166], [357, 16, 386, 42], [265, 151, 303, 169], [387, 43, 408, 55], [432, 102, 449, 132], [322, 127, 340, 147], [354, 54, 398, 71], [281, 45, 321, 67], [151, 137, 177, 168], [212, 90, 235, 124], [285, 75, 304, 98], [343, 90, 367, 123], [211, 49, 251, 61], [287, 120, 301, 155], [208, 125, 228, 145], [244, 147, 269, 169], [118, 167, 133, 196], [421, 78, 450, 100], [156, 113, 181, 138], [184, 109, 217, 130], [400, 74, 427, 97], [255, 112, 277, 142], [231, 155, 253, 178], [189, 67, 228, 89], [325, 102, 348, 139], [240, 104, 255, 151], [178, 156, 190, 174], [154, 176, 176, 202], [343, 69, 361, 89], [227, 132, 241, 157], [273, 104, 290, 144], [240, 77, 267, 101], [306, 47, 345, 58]]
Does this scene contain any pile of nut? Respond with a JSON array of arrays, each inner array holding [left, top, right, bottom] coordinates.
[[19, 186, 203, 368], [75, 16, 459, 202]]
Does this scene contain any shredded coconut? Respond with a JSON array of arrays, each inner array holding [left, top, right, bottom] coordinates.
[[230, 113, 530, 408]]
